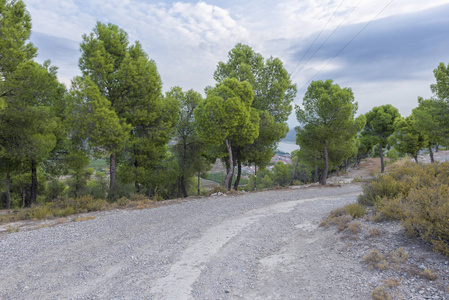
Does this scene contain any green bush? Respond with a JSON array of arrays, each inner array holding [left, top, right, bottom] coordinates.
[[260, 175, 273, 189], [357, 175, 400, 206], [401, 185, 449, 256], [46, 179, 66, 202], [344, 203, 366, 219], [30, 205, 52, 220], [358, 161, 449, 256]]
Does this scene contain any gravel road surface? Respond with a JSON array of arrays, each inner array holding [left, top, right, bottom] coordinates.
[[1, 184, 370, 299]]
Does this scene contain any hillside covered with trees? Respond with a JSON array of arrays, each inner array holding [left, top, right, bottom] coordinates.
[[1, 0, 449, 214]]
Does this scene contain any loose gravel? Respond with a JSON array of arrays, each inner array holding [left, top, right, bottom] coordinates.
[[0, 183, 448, 299]]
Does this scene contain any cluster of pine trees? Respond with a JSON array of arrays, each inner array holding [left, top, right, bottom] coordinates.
[[295, 62, 449, 184], [0, 1, 297, 209], [1, 1, 448, 210]]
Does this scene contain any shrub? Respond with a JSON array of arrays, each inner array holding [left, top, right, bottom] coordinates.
[[46, 179, 66, 202], [364, 249, 387, 270], [74, 216, 96, 222], [130, 193, 149, 202], [347, 222, 361, 234], [368, 227, 381, 237], [30, 206, 52, 220], [374, 197, 404, 221], [330, 207, 347, 218], [371, 286, 390, 300], [344, 203, 366, 218], [320, 207, 354, 230], [420, 269, 438, 281], [260, 175, 273, 189], [401, 185, 449, 256], [390, 248, 408, 264], [381, 278, 400, 288], [357, 175, 399, 206], [357, 161, 449, 256], [210, 185, 228, 195], [7, 225, 20, 233], [53, 207, 76, 217]]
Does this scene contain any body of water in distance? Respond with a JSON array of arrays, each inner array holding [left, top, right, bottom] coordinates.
[[277, 141, 299, 154]]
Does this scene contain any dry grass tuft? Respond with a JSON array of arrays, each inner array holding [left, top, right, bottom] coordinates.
[[364, 249, 388, 270], [74, 216, 96, 222], [344, 203, 366, 219], [7, 225, 20, 233], [368, 227, 381, 237], [381, 277, 401, 288], [371, 285, 391, 300], [390, 248, 408, 264], [420, 269, 439, 281], [347, 222, 361, 234]]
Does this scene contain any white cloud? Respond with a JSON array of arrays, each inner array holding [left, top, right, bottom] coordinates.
[[26, 0, 249, 93], [23, 0, 449, 127]]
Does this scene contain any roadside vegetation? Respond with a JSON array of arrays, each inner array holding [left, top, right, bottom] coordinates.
[[358, 160, 449, 256], [2, 0, 449, 229], [321, 159, 449, 300]]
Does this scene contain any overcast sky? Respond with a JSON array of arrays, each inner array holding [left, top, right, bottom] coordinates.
[[24, 0, 449, 128]]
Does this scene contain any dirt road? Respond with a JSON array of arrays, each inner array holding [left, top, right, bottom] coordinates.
[[1, 185, 366, 299]]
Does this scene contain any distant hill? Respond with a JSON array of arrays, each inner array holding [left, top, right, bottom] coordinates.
[[281, 127, 296, 143]]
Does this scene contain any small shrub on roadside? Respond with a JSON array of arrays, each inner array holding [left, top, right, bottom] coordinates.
[[420, 269, 438, 281], [401, 185, 449, 256], [130, 193, 149, 202], [382, 277, 400, 288], [357, 161, 449, 256], [357, 175, 400, 206], [53, 207, 76, 217], [213, 185, 228, 194], [320, 207, 353, 231], [347, 222, 361, 234], [74, 216, 96, 222], [374, 197, 404, 221], [390, 248, 408, 264], [344, 203, 366, 219], [368, 227, 381, 237], [30, 206, 52, 220], [371, 285, 391, 300], [330, 207, 347, 218], [116, 197, 130, 207], [7, 225, 20, 233], [364, 249, 388, 270]]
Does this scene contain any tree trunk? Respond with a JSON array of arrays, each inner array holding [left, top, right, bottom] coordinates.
[[224, 139, 234, 191], [436, 143, 439, 152], [413, 155, 418, 163], [109, 153, 117, 200], [429, 146, 435, 163], [336, 166, 340, 177], [6, 172, 11, 209], [134, 158, 140, 193], [30, 160, 38, 206], [254, 165, 257, 191], [180, 175, 188, 198], [314, 164, 318, 183], [290, 158, 299, 186], [22, 188, 26, 208], [233, 160, 242, 190], [321, 142, 328, 185], [344, 159, 348, 172], [74, 174, 79, 199], [379, 143, 385, 173]]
